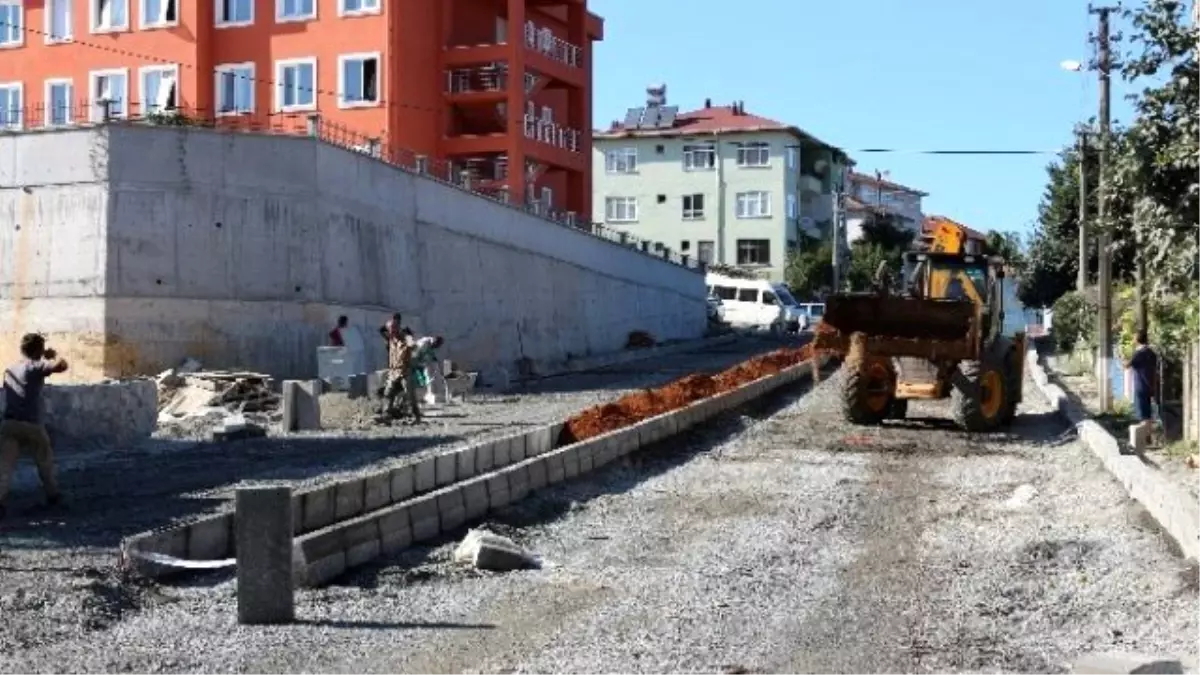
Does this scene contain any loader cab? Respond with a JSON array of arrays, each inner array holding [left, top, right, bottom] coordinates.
[[902, 251, 1007, 340]]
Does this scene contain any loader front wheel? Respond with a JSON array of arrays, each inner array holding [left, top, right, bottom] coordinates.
[[951, 360, 1009, 432], [841, 360, 894, 426]]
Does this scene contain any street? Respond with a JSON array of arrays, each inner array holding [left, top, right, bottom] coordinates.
[[1, 362, 1194, 673]]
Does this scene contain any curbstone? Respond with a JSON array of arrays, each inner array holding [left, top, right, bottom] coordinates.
[[545, 451, 566, 485], [492, 435, 513, 468], [562, 445, 581, 479], [334, 478, 366, 521], [461, 478, 489, 521], [455, 446, 477, 482], [187, 513, 232, 560], [409, 495, 440, 542], [436, 487, 467, 532], [302, 485, 336, 531], [389, 464, 415, 503], [577, 440, 595, 473], [414, 457, 436, 493], [526, 425, 553, 456], [435, 452, 457, 487], [509, 433, 529, 462], [291, 494, 304, 535], [486, 473, 510, 510], [378, 505, 413, 556], [528, 457, 549, 491], [363, 472, 391, 512], [475, 439, 496, 473], [343, 517, 381, 568], [507, 463, 531, 502]]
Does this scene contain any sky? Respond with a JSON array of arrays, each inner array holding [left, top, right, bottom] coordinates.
[[589, 0, 1144, 238]]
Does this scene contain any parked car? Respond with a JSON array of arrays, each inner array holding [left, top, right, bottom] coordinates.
[[705, 272, 804, 333], [706, 295, 725, 323]]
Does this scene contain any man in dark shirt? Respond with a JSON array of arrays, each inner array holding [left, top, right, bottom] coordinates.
[[1126, 329, 1159, 430], [0, 333, 69, 519], [378, 312, 414, 344], [329, 315, 349, 347]]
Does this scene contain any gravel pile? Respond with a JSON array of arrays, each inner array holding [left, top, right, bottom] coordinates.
[[3, 359, 1196, 673]]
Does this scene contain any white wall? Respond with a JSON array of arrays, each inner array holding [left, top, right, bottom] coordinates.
[[0, 125, 707, 381]]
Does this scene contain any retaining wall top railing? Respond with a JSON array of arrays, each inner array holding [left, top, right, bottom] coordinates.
[[0, 101, 704, 274]]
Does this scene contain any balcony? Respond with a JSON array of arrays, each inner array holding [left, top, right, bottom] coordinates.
[[446, 65, 509, 94], [524, 21, 581, 68], [523, 115, 580, 152]]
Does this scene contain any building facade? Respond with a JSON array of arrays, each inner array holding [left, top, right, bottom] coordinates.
[[0, 0, 601, 215], [843, 170, 927, 242], [592, 94, 848, 282]]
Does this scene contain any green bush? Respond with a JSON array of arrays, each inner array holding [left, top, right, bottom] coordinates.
[[1051, 290, 1097, 352], [1117, 283, 1199, 362]]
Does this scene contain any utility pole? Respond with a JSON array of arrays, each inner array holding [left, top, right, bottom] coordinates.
[[1090, 3, 1119, 413], [831, 187, 844, 293], [1077, 126, 1089, 292]]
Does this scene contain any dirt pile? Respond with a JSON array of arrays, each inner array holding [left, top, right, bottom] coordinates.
[[559, 344, 814, 445]]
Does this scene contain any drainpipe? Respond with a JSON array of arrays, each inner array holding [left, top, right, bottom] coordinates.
[[714, 130, 725, 265]]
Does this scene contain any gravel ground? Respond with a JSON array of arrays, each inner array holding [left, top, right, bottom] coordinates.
[[2, 361, 1195, 673]]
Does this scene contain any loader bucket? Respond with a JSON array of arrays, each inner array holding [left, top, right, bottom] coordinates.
[[820, 294, 975, 342]]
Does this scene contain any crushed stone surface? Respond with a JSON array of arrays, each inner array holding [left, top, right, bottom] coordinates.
[[1, 360, 1195, 673]]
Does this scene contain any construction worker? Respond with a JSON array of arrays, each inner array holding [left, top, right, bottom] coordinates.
[[378, 312, 413, 344], [328, 315, 349, 347], [0, 334, 69, 520], [380, 329, 420, 423], [1125, 329, 1160, 446]]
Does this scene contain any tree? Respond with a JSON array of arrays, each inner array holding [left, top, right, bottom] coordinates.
[[785, 233, 833, 299]]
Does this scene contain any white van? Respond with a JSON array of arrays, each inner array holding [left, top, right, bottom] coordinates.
[[706, 273, 804, 333]]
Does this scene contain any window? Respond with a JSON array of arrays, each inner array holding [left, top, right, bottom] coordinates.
[[604, 196, 638, 223], [605, 147, 636, 174], [682, 193, 704, 220], [786, 193, 797, 219], [540, 105, 552, 123], [762, 291, 777, 305], [736, 142, 769, 167], [787, 146, 798, 170], [713, 285, 736, 300], [216, 0, 252, 26], [735, 191, 771, 219], [340, 0, 379, 15], [276, 58, 316, 111], [89, 68, 128, 120], [139, 65, 177, 113], [737, 289, 758, 302], [277, 0, 314, 22], [494, 15, 506, 42], [736, 239, 771, 265], [215, 62, 254, 115], [338, 53, 379, 107], [0, 83, 22, 130], [45, 0, 72, 42], [680, 240, 690, 252], [683, 143, 715, 171], [697, 240, 715, 264], [541, 187, 553, 209], [141, 0, 176, 27], [0, 2, 24, 46], [91, 0, 127, 31], [44, 79, 73, 126]]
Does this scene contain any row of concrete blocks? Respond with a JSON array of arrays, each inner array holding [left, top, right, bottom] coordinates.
[[123, 421, 566, 575], [290, 355, 826, 587]]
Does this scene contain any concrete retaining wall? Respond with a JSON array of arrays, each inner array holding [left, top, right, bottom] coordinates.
[[0, 126, 707, 383], [0, 379, 157, 445], [122, 354, 826, 585]]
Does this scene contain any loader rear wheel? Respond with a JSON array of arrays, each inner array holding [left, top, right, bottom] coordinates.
[[841, 360, 894, 426], [951, 360, 1009, 432]]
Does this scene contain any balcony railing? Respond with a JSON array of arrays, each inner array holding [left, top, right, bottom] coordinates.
[[524, 21, 581, 68], [446, 64, 509, 94], [523, 115, 580, 152]]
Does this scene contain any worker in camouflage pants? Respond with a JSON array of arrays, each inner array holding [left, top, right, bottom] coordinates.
[[381, 332, 421, 423]]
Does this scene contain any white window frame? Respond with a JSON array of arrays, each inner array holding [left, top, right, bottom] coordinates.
[[0, 82, 23, 130], [338, 0, 379, 16], [786, 146, 799, 171], [214, 62, 255, 116], [683, 143, 716, 171], [44, 78, 74, 127], [90, 0, 128, 32], [604, 196, 638, 223], [786, 193, 797, 219], [88, 67, 129, 120], [735, 191, 772, 219], [336, 52, 380, 109], [736, 239, 771, 266], [275, 57, 317, 112], [44, 0, 73, 44], [139, 0, 177, 28], [682, 193, 704, 220], [0, 2, 25, 48], [276, 0, 315, 23], [604, 147, 637, 174], [138, 63, 178, 114], [736, 142, 770, 168], [215, 0, 253, 27]]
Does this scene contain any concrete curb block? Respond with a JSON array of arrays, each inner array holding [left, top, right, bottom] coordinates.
[[1026, 348, 1199, 562], [287, 355, 829, 586]]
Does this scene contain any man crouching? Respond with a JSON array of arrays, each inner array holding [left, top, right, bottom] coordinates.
[[0, 334, 69, 520]]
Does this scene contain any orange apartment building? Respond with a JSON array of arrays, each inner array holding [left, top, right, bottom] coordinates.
[[0, 0, 602, 215]]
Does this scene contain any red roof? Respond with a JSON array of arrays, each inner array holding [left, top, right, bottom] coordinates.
[[596, 104, 843, 157], [848, 171, 928, 197]]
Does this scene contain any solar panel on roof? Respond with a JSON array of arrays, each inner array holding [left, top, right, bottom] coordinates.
[[656, 105, 678, 129], [640, 106, 661, 129], [623, 107, 644, 130]]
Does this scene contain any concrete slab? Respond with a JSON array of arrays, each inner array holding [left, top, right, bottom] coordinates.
[[363, 472, 391, 512], [474, 439, 496, 473], [333, 478, 365, 520], [434, 452, 457, 487], [187, 513, 232, 560], [455, 446, 477, 481], [302, 486, 336, 531], [389, 465, 415, 502], [413, 456, 436, 493]]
